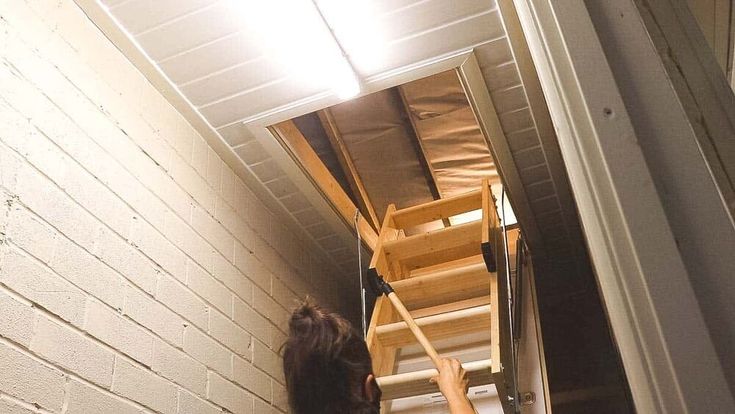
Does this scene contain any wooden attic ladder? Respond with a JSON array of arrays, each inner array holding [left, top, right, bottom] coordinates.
[[367, 179, 515, 412]]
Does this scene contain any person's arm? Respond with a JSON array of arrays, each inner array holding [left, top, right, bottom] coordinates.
[[431, 358, 474, 414]]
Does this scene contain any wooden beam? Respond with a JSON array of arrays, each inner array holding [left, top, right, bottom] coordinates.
[[377, 359, 493, 401], [270, 120, 378, 251], [395, 87, 450, 227], [376, 304, 491, 347], [317, 109, 381, 231], [383, 220, 482, 263], [408, 296, 490, 320], [391, 189, 482, 229], [408, 254, 485, 277], [489, 271, 501, 376], [400, 243, 484, 274], [368, 204, 399, 279], [366, 295, 398, 376], [481, 178, 497, 272], [391, 260, 490, 310]]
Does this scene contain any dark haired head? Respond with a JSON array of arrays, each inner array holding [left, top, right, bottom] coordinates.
[[282, 299, 380, 414]]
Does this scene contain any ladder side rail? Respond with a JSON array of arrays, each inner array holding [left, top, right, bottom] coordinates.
[[366, 204, 401, 376]]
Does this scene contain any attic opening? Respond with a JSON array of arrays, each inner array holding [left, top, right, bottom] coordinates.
[[274, 68, 517, 239]]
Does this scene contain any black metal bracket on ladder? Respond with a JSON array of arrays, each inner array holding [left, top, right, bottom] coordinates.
[[481, 241, 497, 273], [367, 267, 394, 297]]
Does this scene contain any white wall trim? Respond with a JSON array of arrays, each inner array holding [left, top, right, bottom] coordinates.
[[510, 0, 734, 412]]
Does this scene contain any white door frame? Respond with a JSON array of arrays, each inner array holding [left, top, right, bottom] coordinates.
[[510, 0, 735, 412]]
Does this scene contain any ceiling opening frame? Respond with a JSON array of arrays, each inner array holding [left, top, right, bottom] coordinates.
[[255, 51, 546, 262]]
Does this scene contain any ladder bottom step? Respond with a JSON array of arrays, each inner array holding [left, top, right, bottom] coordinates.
[[376, 359, 493, 401]]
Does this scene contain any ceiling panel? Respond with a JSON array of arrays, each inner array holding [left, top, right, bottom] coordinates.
[[377, 0, 495, 42], [498, 107, 535, 132], [107, 0, 216, 35], [506, 128, 541, 152], [158, 33, 263, 84], [134, 2, 243, 60], [365, 10, 504, 76], [201, 77, 326, 127], [490, 85, 528, 114], [180, 57, 287, 106], [105, 0, 508, 128]]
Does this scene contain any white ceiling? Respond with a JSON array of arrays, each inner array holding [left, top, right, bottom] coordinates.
[[103, 0, 502, 127], [98, 0, 575, 271]]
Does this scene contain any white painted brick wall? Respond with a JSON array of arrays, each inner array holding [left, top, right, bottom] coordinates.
[[151, 339, 208, 397], [0, 341, 66, 412], [233, 296, 272, 347], [111, 357, 178, 414], [183, 326, 233, 379], [0, 1, 346, 412], [123, 284, 186, 348], [0, 288, 35, 348], [156, 273, 210, 330], [0, 396, 43, 414], [30, 316, 115, 388], [207, 372, 254, 414], [85, 300, 155, 366], [178, 389, 222, 414], [209, 309, 252, 358], [233, 357, 273, 402], [66, 379, 142, 414]]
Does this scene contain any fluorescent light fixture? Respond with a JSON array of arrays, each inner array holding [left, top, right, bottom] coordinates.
[[234, 0, 360, 100], [315, 0, 385, 73]]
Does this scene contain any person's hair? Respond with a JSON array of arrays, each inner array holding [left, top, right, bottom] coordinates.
[[282, 299, 378, 414]]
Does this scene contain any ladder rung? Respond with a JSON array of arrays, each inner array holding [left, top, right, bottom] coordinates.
[[376, 305, 491, 347], [383, 220, 482, 263], [376, 359, 493, 401], [392, 260, 490, 309], [391, 189, 482, 229], [408, 255, 485, 278], [409, 296, 490, 320]]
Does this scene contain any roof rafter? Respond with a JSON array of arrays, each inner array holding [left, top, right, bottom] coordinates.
[[317, 109, 381, 231], [270, 120, 378, 251]]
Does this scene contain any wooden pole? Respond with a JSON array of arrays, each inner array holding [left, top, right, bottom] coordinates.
[[384, 291, 442, 369]]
